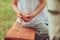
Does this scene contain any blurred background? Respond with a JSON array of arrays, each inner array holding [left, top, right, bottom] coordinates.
[[0, 0, 17, 40]]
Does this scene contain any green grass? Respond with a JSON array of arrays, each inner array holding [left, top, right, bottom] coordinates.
[[0, 0, 17, 40]]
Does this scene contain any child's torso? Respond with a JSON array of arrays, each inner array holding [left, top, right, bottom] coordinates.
[[17, 0, 48, 26], [18, 0, 40, 13]]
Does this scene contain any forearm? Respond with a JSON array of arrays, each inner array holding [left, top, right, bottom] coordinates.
[[34, 4, 45, 15], [12, 0, 22, 14], [12, 5, 20, 14], [33, 0, 45, 17], [33, 3, 45, 16]]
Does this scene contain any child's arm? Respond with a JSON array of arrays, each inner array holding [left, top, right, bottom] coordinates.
[[32, 0, 45, 17], [23, 0, 45, 22], [12, 0, 23, 19]]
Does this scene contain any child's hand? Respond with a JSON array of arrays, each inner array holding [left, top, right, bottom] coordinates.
[[23, 14, 35, 22], [17, 12, 23, 19]]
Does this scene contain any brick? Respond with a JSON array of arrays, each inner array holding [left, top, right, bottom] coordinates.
[[5, 22, 36, 40]]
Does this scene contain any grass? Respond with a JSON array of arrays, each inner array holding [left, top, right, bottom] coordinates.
[[0, 0, 17, 40]]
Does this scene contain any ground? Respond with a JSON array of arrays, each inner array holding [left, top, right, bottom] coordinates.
[[0, 0, 16, 40]]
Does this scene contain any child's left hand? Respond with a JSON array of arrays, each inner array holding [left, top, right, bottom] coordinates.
[[23, 14, 35, 22]]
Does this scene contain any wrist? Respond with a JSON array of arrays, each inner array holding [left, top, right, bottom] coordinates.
[[17, 11, 22, 15], [32, 12, 37, 17], [31, 13, 36, 18]]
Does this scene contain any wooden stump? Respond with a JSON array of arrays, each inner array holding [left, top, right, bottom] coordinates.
[[4, 22, 36, 40]]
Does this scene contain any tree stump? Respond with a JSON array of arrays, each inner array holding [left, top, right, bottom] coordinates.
[[4, 22, 36, 40]]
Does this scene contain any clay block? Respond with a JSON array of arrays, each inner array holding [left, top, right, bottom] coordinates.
[[5, 22, 35, 40]]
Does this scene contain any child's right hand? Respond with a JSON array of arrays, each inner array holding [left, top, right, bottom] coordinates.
[[17, 12, 23, 19]]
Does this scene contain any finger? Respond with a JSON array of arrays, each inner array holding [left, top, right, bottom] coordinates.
[[25, 17, 30, 19], [24, 14, 31, 17], [18, 16, 23, 19], [19, 13, 23, 16], [18, 14, 23, 19], [23, 18, 31, 22], [24, 15, 31, 18]]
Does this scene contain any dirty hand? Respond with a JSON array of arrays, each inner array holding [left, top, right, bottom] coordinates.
[[17, 12, 23, 19], [23, 14, 35, 22]]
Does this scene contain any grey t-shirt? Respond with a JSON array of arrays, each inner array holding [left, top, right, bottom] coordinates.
[[17, 0, 48, 26]]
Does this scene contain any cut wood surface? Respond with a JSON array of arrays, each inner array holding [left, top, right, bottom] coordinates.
[[5, 22, 36, 40]]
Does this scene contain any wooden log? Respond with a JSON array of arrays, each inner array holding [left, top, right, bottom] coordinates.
[[4, 22, 36, 40]]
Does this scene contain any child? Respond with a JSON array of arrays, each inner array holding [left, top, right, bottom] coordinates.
[[12, 0, 48, 40]]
